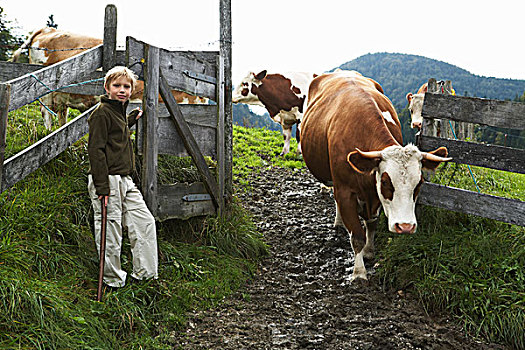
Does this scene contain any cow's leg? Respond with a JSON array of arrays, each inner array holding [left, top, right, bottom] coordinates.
[[53, 93, 69, 126], [362, 217, 378, 260], [57, 106, 68, 127], [334, 201, 344, 227], [334, 190, 368, 281], [280, 127, 292, 155], [40, 94, 54, 130], [295, 123, 302, 154]]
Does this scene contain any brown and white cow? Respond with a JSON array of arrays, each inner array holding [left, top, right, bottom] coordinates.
[[232, 70, 318, 155], [12, 27, 208, 129], [301, 70, 450, 282], [406, 81, 456, 129]]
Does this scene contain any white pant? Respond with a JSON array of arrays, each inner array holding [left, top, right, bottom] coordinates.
[[88, 175, 158, 287]]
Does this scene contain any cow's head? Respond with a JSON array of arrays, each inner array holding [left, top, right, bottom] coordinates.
[[406, 92, 425, 129], [347, 144, 450, 234], [232, 70, 267, 105]]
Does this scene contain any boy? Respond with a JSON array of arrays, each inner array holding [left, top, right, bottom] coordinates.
[[87, 66, 158, 288]]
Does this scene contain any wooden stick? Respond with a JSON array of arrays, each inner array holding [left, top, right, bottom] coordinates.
[[96, 198, 108, 302]]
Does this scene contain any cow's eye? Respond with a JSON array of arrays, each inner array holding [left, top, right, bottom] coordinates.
[[380, 172, 394, 201], [413, 177, 424, 200]]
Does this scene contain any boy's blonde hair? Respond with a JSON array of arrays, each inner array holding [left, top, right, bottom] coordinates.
[[104, 66, 138, 92]]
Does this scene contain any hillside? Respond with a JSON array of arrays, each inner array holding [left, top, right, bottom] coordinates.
[[233, 52, 525, 143], [335, 52, 525, 109]]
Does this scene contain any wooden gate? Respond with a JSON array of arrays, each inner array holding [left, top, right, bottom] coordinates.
[[417, 79, 525, 226], [0, 1, 232, 221]]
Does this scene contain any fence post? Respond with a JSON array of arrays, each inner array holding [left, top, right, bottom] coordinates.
[[422, 78, 438, 138], [103, 4, 117, 71], [141, 44, 159, 216], [220, 0, 232, 201], [0, 84, 9, 192], [217, 54, 225, 216]]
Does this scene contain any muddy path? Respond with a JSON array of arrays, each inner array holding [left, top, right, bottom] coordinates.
[[172, 167, 505, 349]]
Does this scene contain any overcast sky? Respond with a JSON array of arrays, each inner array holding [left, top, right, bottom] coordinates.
[[3, 0, 525, 87]]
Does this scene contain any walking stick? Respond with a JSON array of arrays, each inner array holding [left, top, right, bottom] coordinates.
[[97, 197, 108, 302]]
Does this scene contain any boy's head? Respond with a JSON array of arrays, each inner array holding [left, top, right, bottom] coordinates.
[[104, 66, 138, 102]]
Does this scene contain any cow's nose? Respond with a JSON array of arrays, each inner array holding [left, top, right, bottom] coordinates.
[[395, 223, 416, 234], [411, 121, 422, 129]]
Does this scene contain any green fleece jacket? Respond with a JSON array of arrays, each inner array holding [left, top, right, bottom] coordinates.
[[87, 96, 140, 196]]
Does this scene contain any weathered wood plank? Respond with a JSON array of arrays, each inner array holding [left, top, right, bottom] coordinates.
[[156, 182, 215, 221], [0, 61, 43, 81], [0, 84, 10, 190], [103, 5, 118, 71], [127, 36, 218, 101], [6, 45, 103, 111], [422, 93, 525, 130], [0, 61, 105, 96], [220, 0, 233, 198], [419, 182, 525, 227], [141, 45, 159, 215], [217, 54, 225, 215], [137, 116, 216, 157], [420, 135, 525, 174], [129, 103, 216, 128], [1, 105, 95, 192], [159, 71, 219, 208], [132, 104, 217, 157]]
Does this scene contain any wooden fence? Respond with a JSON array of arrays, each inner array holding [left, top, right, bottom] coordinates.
[[417, 79, 525, 226], [0, 1, 232, 221]]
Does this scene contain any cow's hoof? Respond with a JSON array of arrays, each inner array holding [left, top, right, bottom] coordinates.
[[363, 250, 375, 261], [349, 275, 369, 287]]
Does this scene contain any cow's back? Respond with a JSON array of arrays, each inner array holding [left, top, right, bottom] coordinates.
[[301, 71, 402, 185], [24, 27, 102, 65]]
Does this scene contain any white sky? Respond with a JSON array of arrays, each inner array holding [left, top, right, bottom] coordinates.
[[3, 0, 525, 86]]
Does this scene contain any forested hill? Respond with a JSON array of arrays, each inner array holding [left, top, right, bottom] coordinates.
[[336, 52, 525, 109]]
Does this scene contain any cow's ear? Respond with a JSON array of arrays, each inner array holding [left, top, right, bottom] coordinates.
[[406, 93, 413, 103], [347, 151, 381, 174], [421, 147, 451, 171], [254, 70, 267, 80]]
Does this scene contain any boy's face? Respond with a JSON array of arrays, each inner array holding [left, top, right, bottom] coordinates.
[[105, 76, 133, 103]]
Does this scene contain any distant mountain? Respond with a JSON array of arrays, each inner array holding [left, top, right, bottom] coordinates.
[[232, 53, 525, 145], [232, 104, 281, 132], [335, 52, 525, 109]]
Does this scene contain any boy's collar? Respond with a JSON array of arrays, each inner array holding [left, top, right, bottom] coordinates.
[[101, 95, 129, 114], [101, 95, 129, 108]]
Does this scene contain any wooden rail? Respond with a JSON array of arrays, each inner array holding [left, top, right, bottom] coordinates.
[[419, 79, 525, 226], [1, 105, 95, 192], [4, 45, 103, 111]]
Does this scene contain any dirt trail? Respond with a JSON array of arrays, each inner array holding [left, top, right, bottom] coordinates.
[[172, 167, 505, 349]]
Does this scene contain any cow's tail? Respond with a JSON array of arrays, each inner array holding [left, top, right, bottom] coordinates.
[[10, 28, 46, 62]]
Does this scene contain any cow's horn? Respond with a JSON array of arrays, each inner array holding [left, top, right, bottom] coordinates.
[[355, 148, 382, 159], [422, 152, 452, 162]]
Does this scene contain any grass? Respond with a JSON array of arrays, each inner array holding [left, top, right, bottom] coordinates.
[[0, 105, 268, 349], [233, 125, 305, 187]]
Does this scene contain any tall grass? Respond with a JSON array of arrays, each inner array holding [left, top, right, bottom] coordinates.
[[0, 106, 267, 349]]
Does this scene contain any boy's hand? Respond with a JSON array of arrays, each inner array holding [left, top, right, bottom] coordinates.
[[98, 195, 109, 207], [133, 107, 143, 119]]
